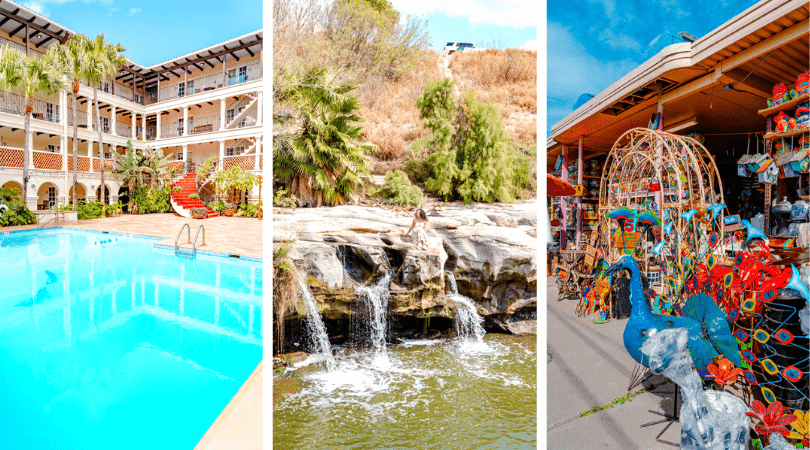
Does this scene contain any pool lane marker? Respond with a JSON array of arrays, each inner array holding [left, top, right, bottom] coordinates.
[[91, 237, 118, 246]]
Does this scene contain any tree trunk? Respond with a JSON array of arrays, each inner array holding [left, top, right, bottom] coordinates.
[[71, 85, 79, 210], [22, 101, 31, 206], [94, 88, 105, 204]]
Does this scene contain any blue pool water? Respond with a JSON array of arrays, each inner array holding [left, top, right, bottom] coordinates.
[[0, 228, 263, 449]]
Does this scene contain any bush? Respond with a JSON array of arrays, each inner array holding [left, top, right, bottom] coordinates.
[[207, 200, 227, 215], [58, 199, 121, 220], [416, 79, 529, 203], [188, 193, 199, 199], [0, 198, 35, 227], [273, 188, 298, 209], [380, 170, 423, 206], [132, 186, 172, 214], [238, 202, 260, 218]]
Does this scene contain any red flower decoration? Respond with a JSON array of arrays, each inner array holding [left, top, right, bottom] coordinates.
[[705, 358, 742, 385], [745, 400, 797, 437]]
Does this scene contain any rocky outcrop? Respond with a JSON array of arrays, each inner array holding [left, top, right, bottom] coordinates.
[[274, 202, 537, 335]]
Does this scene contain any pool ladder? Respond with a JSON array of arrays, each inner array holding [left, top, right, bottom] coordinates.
[[174, 223, 205, 258]]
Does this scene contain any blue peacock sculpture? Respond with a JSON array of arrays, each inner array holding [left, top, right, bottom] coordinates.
[[603, 255, 742, 370]]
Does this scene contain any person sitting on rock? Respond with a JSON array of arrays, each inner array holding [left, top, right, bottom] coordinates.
[[404, 208, 428, 249]]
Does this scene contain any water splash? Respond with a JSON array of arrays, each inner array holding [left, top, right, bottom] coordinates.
[[446, 272, 485, 343], [298, 278, 335, 371], [355, 254, 393, 363]]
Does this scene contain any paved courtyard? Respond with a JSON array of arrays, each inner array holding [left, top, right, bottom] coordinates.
[[547, 279, 683, 449]]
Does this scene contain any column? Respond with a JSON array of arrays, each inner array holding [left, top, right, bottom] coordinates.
[[183, 106, 188, 136], [220, 98, 226, 130], [254, 136, 260, 170], [576, 136, 583, 250], [111, 105, 116, 136], [156, 111, 161, 139], [59, 89, 67, 126], [256, 91, 262, 126], [88, 140, 94, 172], [182, 144, 188, 173], [132, 113, 137, 140], [560, 146, 568, 250], [219, 139, 225, 168], [87, 98, 93, 131]]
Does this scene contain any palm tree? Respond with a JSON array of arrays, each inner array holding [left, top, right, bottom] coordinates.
[[47, 34, 89, 210], [82, 34, 126, 205], [0, 48, 65, 205], [273, 66, 373, 206]]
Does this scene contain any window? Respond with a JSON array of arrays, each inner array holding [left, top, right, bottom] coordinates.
[[135, 93, 143, 104], [187, 80, 195, 95], [101, 117, 110, 133], [178, 82, 185, 98], [226, 108, 235, 123], [226, 146, 245, 156], [45, 103, 58, 122], [177, 118, 184, 136], [47, 144, 58, 153], [227, 67, 248, 86], [176, 152, 183, 160], [102, 82, 111, 93], [47, 186, 55, 207], [104, 151, 111, 159], [446, 42, 455, 47]]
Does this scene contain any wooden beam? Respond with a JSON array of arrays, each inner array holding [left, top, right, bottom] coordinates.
[[717, 18, 809, 74], [0, 8, 18, 28], [202, 59, 215, 69], [154, 40, 259, 75], [192, 63, 204, 72], [245, 46, 254, 58], [0, 10, 63, 40], [9, 20, 30, 38], [35, 34, 54, 48]]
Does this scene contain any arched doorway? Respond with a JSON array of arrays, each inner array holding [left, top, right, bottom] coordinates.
[[2, 180, 23, 195], [69, 183, 87, 204], [96, 184, 111, 204], [36, 182, 59, 210]]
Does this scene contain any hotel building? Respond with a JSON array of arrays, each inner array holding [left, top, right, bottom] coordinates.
[[0, 1, 263, 210]]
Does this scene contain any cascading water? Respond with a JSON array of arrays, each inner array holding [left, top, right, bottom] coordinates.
[[446, 272, 485, 342], [355, 254, 393, 360], [297, 278, 336, 371]]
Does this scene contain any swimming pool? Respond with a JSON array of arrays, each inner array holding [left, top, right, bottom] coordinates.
[[0, 227, 262, 449]]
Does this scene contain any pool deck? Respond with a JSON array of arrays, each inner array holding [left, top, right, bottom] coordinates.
[[196, 361, 263, 450], [2, 213, 263, 259], [1, 214, 264, 449]]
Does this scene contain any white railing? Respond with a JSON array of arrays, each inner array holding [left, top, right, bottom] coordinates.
[[114, 82, 134, 102], [161, 121, 182, 139], [67, 109, 88, 127], [115, 121, 131, 137], [31, 98, 60, 123], [226, 62, 262, 87], [0, 91, 23, 115], [234, 109, 257, 129], [155, 61, 262, 103], [189, 114, 220, 135]]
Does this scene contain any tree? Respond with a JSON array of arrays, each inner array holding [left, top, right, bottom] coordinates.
[[274, 66, 373, 206], [211, 166, 257, 204], [82, 34, 126, 205], [417, 78, 526, 203], [111, 142, 171, 211], [47, 34, 90, 210], [0, 48, 65, 205]]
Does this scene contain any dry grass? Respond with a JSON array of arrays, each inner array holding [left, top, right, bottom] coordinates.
[[358, 49, 442, 161], [449, 49, 537, 148]]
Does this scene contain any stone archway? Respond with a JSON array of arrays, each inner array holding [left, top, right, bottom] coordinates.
[[36, 182, 59, 210], [69, 183, 87, 204], [2, 180, 23, 195]]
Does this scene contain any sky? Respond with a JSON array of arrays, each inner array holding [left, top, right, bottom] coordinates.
[[16, 0, 262, 66], [389, 0, 538, 51], [547, 0, 760, 137]]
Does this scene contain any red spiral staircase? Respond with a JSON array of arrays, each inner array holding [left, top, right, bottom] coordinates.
[[170, 173, 218, 218]]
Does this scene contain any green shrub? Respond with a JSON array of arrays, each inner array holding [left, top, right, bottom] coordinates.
[[188, 193, 199, 199], [132, 186, 172, 214], [207, 200, 227, 214], [238, 202, 260, 218], [416, 79, 530, 203], [273, 187, 298, 209], [0, 187, 22, 203], [173, 186, 182, 192], [0, 198, 35, 227], [380, 170, 423, 206]]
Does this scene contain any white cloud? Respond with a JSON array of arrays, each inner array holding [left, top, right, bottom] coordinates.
[[128, 7, 141, 15], [598, 28, 641, 51], [522, 39, 538, 51], [389, 0, 538, 29], [21, 1, 51, 16]]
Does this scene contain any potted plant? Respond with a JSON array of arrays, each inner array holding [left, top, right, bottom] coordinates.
[[223, 202, 237, 216]]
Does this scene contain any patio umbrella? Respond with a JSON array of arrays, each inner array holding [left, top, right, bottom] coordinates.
[[547, 174, 576, 197]]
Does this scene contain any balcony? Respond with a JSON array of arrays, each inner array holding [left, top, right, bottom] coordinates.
[[150, 61, 261, 104], [0, 147, 114, 172]]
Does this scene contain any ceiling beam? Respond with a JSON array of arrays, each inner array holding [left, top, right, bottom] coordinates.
[[154, 40, 258, 75], [0, 8, 19, 28], [717, 18, 809, 74], [0, 10, 63, 40]]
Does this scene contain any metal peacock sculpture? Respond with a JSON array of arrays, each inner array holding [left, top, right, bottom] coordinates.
[[603, 254, 742, 370]]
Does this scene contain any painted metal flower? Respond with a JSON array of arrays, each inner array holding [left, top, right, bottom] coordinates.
[[705, 358, 742, 385], [745, 400, 797, 437]]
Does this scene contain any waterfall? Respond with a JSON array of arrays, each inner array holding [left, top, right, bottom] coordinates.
[[297, 278, 336, 371], [355, 254, 393, 358], [446, 272, 485, 342]]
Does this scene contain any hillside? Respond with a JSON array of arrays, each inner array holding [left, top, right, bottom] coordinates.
[[362, 49, 537, 179]]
